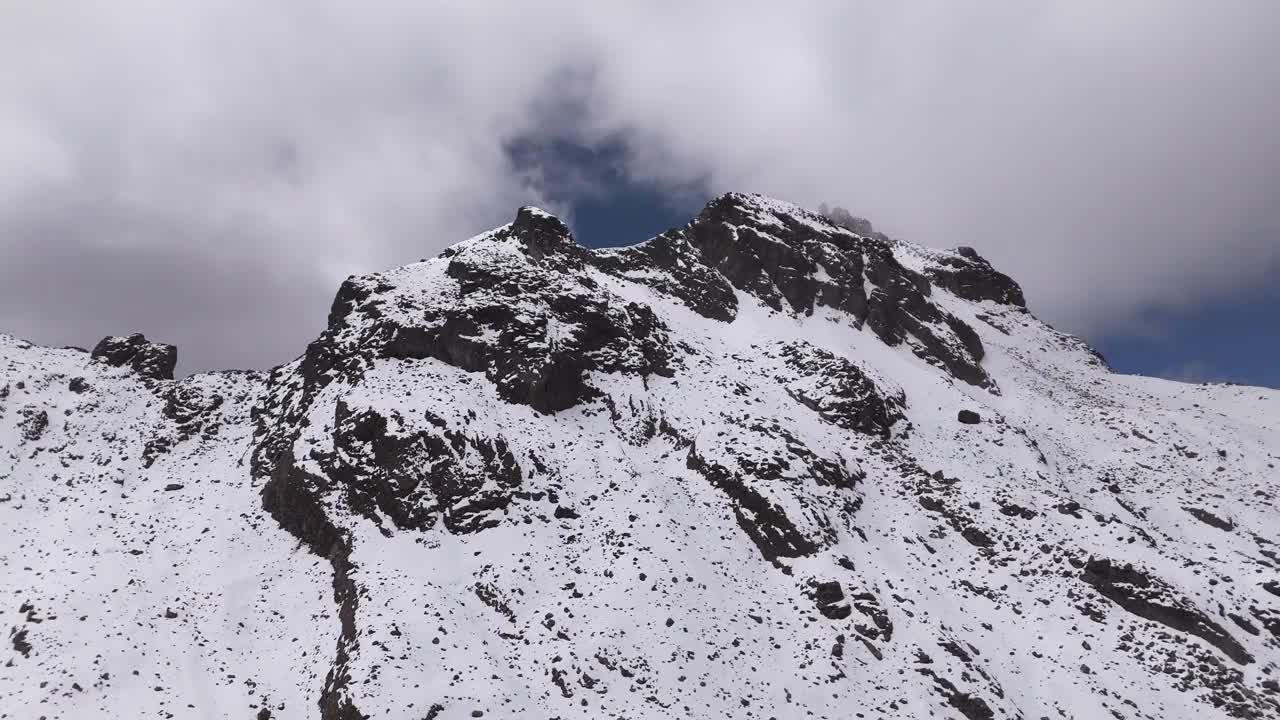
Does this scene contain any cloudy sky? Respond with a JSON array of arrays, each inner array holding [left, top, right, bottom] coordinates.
[[2, 2, 1277, 384]]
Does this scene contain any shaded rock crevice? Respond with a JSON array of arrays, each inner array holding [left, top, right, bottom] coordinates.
[[259, 450, 363, 720]]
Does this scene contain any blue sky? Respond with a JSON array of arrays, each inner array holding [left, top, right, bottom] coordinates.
[[1092, 286, 1280, 388], [514, 138, 1279, 389]]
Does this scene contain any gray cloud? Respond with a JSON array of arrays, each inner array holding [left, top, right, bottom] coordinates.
[[2, 1, 1277, 372]]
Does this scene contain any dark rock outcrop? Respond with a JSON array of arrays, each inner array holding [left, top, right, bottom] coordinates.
[[686, 444, 819, 565], [681, 193, 994, 390], [686, 195, 828, 315], [589, 231, 739, 322], [927, 247, 1026, 307], [811, 581, 852, 620], [1183, 506, 1235, 532], [509, 206, 576, 261], [251, 207, 681, 484], [326, 402, 523, 534], [299, 209, 677, 418], [143, 381, 228, 467], [10, 627, 31, 658], [849, 591, 894, 641], [948, 692, 996, 720], [777, 342, 906, 438], [1081, 559, 1253, 665], [91, 333, 177, 380]]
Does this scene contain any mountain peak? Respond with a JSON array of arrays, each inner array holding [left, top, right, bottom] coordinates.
[[511, 205, 574, 245], [4, 193, 1275, 720]]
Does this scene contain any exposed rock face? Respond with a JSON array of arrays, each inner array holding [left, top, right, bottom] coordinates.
[[326, 401, 523, 534], [316, 208, 673, 409], [686, 442, 822, 564], [589, 230, 738, 322], [926, 246, 1026, 307], [251, 207, 678, 484], [90, 333, 177, 380], [3, 193, 1279, 720], [775, 341, 906, 437], [1081, 559, 1253, 665], [1183, 505, 1235, 531], [143, 380, 229, 466], [683, 194, 995, 389]]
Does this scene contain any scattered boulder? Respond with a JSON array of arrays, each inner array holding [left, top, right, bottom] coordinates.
[[948, 692, 995, 720], [812, 581, 853, 620], [10, 627, 31, 658], [958, 409, 981, 425], [1183, 506, 1235, 532]]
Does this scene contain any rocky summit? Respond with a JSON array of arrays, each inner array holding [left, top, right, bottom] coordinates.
[[2, 193, 1278, 720]]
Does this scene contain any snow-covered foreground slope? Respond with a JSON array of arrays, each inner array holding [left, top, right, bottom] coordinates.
[[3, 193, 1278, 719], [0, 338, 336, 718]]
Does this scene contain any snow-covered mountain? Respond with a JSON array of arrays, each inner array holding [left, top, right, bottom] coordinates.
[[3, 193, 1278, 720]]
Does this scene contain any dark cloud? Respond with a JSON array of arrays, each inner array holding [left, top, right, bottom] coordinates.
[[2, 2, 1277, 372], [0, 194, 331, 373]]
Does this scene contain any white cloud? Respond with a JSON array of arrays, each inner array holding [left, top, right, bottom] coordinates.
[[1, 1, 1277, 370]]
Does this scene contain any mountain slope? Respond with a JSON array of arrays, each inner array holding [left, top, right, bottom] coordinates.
[[3, 193, 1278, 719]]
